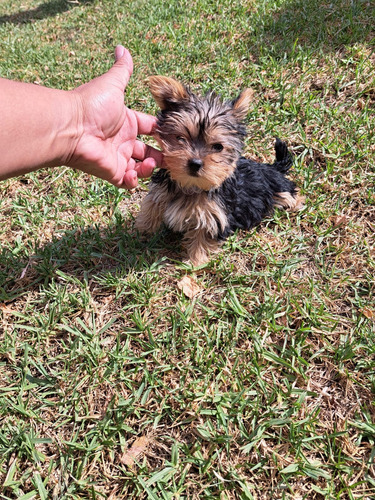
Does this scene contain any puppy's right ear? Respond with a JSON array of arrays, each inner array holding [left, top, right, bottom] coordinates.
[[148, 76, 189, 110], [232, 88, 254, 120]]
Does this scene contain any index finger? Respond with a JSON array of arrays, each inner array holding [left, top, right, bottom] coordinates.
[[134, 110, 158, 136]]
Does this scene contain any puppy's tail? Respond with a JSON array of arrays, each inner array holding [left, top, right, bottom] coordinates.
[[273, 138, 293, 173]]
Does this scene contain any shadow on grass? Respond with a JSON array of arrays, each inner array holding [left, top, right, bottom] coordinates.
[[0, 0, 93, 25], [249, 0, 375, 57], [0, 221, 180, 301]]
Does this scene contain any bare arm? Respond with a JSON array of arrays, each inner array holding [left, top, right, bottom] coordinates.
[[0, 78, 78, 178], [0, 46, 162, 189]]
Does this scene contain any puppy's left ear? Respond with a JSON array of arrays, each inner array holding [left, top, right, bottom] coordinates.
[[232, 88, 253, 120]]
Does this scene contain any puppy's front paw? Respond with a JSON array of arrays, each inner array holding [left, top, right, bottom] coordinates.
[[189, 251, 211, 267]]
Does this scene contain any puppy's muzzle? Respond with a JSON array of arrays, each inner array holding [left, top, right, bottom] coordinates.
[[188, 158, 203, 176]]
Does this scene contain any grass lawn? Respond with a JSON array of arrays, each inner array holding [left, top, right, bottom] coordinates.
[[0, 0, 374, 498]]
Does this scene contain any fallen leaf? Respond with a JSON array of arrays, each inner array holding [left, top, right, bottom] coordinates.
[[177, 275, 201, 299], [121, 436, 150, 469], [333, 215, 348, 227], [360, 308, 373, 319]]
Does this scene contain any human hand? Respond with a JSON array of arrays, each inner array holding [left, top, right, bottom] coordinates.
[[68, 46, 162, 189]]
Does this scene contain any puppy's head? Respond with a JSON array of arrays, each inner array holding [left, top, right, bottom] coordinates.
[[149, 76, 252, 191]]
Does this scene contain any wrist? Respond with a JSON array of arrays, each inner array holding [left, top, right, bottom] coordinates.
[[55, 90, 84, 168]]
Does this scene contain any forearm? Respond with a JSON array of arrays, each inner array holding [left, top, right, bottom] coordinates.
[[0, 77, 81, 180]]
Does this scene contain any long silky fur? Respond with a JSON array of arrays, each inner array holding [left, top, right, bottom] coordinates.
[[136, 76, 302, 264]]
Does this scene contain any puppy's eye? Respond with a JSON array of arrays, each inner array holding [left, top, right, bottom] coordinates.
[[212, 143, 224, 152], [176, 136, 187, 144]]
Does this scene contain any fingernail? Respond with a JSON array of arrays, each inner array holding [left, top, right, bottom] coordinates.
[[115, 45, 125, 61]]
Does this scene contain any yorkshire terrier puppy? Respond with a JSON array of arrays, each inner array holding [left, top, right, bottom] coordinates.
[[136, 76, 303, 265]]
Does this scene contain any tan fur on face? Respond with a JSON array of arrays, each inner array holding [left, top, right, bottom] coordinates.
[[161, 152, 236, 191], [157, 113, 241, 190]]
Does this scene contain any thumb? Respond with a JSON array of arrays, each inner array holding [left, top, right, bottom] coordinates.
[[106, 45, 133, 90]]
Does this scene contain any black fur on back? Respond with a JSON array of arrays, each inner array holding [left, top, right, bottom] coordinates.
[[214, 139, 295, 239]]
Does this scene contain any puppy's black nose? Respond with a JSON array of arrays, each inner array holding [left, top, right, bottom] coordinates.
[[188, 158, 203, 176]]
